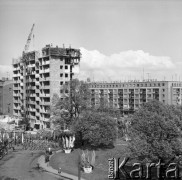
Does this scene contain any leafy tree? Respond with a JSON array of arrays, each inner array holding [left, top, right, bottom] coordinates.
[[74, 110, 117, 148], [128, 100, 182, 162], [50, 79, 91, 129]]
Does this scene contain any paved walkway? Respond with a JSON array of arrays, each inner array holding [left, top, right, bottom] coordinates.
[[0, 147, 61, 180], [38, 150, 86, 180]]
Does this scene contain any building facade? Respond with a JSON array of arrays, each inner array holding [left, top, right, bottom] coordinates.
[[0, 78, 13, 116], [2, 79, 13, 116], [0, 80, 4, 115], [12, 45, 81, 129], [89, 80, 182, 114]]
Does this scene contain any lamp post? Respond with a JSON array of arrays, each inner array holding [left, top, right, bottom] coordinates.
[[78, 154, 81, 180]]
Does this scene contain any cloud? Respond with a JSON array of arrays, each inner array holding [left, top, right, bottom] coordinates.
[[0, 65, 13, 79], [0, 49, 181, 82], [79, 48, 178, 81]]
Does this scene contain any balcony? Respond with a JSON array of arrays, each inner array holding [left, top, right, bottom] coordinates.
[[35, 74, 40, 78], [29, 115, 36, 120], [28, 100, 36, 105], [13, 86, 19, 90], [41, 85, 50, 89], [41, 77, 50, 81], [35, 90, 40, 95], [44, 69, 50, 73], [14, 100, 19, 103], [41, 101, 50, 106], [29, 94, 35, 97], [35, 81, 40, 86], [35, 96, 40, 101], [30, 86, 36, 90], [13, 93, 19, 97], [40, 109, 49, 114], [35, 112, 40, 116], [13, 74, 19, 78], [43, 118, 50, 122], [44, 61, 50, 65], [40, 93, 50, 97], [39, 70, 44, 74], [14, 106, 20, 110], [28, 108, 36, 112]]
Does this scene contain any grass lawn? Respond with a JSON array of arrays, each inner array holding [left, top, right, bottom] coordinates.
[[49, 140, 129, 180]]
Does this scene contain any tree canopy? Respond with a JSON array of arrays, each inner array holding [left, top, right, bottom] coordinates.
[[128, 100, 182, 162], [73, 110, 117, 148], [50, 79, 91, 129]]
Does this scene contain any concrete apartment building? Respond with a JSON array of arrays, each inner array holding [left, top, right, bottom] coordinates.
[[12, 44, 81, 129], [0, 78, 13, 116], [89, 80, 182, 114], [2, 79, 13, 116], [0, 80, 4, 115]]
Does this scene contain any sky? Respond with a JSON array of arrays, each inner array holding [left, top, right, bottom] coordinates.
[[0, 0, 182, 81]]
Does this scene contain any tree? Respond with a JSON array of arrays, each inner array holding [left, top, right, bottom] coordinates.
[[128, 100, 182, 162], [74, 110, 117, 148], [50, 79, 91, 129]]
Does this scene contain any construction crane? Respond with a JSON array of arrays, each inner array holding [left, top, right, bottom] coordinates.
[[21, 24, 35, 130], [23, 24, 35, 54]]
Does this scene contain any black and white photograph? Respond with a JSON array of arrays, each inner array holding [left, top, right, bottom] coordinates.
[[0, 0, 182, 179]]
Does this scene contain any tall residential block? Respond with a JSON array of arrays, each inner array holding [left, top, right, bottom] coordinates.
[[89, 80, 182, 114], [12, 44, 81, 129]]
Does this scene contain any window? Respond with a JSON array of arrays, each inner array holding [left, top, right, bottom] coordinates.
[[65, 65, 68, 69], [60, 74, 63, 77], [65, 74, 68, 78], [162, 83, 165, 86], [60, 81, 63, 85], [162, 89, 165, 92], [60, 65, 63, 69]]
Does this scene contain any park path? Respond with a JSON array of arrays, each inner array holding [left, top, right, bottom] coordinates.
[[0, 147, 63, 180]]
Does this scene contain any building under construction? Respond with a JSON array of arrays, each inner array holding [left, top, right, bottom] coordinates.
[[12, 25, 81, 129]]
